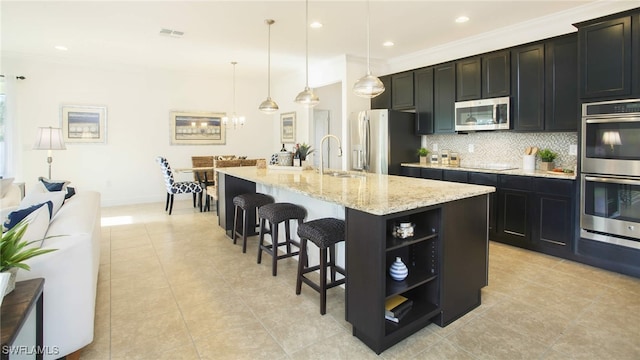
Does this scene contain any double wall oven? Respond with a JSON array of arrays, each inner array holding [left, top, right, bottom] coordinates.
[[581, 99, 640, 250]]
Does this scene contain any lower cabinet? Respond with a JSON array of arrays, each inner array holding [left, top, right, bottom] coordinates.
[[400, 167, 576, 258], [497, 175, 533, 245], [495, 175, 575, 257], [532, 178, 575, 257], [346, 195, 488, 354]]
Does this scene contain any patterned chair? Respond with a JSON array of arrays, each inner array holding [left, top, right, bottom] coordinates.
[[156, 156, 203, 215]]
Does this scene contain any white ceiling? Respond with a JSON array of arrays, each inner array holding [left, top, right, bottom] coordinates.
[[2, 1, 638, 80]]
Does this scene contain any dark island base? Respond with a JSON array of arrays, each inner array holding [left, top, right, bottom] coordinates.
[[346, 194, 489, 354]]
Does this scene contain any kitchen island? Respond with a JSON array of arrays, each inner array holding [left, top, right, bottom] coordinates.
[[216, 166, 495, 354]]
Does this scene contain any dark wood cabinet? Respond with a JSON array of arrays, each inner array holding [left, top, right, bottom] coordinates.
[[443, 170, 468, 183], [512, 44, 545, 131], [545, 34, 579, 131], [576, 15, 632, 99], [456, 57, 481, 101], [371, 75, 392, 110], [434, 63, 456, 133], [468, 172, 498, 239], [392, 72, 415, 110], [497, 175, 533, 244], [532, 178, 575, 257], [414, 67, 435, 135], [346, 195, 488, 354], [482, 51, 511, 98], [401, 166, 421, 178], [421, 168, 443, 180]]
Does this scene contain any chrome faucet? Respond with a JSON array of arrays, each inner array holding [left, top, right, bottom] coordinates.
[[319, 134, 343, 175]]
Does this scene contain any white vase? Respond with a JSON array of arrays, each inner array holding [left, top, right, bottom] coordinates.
[[1, 267, 18, 297], [389, 257, 408, 281]]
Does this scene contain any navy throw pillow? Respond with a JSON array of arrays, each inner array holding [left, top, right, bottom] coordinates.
[[40, 178, 69, 192], [64, 187, 76, 200], [4, 201, 53, 230]]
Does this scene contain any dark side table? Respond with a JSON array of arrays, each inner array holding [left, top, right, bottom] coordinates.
[[1, 278, 44, 360]]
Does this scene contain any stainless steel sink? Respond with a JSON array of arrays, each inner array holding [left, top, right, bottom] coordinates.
[[328, 171, 366, 178]]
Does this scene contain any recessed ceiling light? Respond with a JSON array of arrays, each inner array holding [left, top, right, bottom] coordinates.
[[54, 45, 68, 51], [455, 16, 469, 23], [310, 21, 323, 29], [159, 28, 184, 38], [383, 41, 394, 47]]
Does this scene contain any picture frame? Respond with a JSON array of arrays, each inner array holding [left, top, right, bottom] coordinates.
[[60, 104, 107, 143], [170, 110, 226, 145], [280, 112, 296, 143]]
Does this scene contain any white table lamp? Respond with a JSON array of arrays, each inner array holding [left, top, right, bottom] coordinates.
[[33, 127, 66, 179]]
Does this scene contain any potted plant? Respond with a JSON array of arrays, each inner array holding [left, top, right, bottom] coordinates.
[[538, 148, 558, 171], [296, 143, 314, 160], [417, 147, 430, 165], [1, 220, 57, 296]]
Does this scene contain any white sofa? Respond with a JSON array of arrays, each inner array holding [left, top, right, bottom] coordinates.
[[15, 190, 101, 360]]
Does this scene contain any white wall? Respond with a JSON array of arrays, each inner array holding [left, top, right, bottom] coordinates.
[[4, 56, 275, 206]]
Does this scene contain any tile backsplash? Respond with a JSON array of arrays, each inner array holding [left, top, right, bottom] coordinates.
[[423, 131, 578, 170]]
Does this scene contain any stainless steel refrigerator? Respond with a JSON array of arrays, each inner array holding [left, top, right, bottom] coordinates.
[[349, 109, 420, 175]]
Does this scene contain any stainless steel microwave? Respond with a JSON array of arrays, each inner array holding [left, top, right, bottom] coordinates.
[[454, 96, 510, 132]]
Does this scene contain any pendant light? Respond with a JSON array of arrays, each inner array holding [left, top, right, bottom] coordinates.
[[258, 19, 279, 114], [222, 62, 245, 129], [294, 0, 319, 107], [353, 0, 385, 98]]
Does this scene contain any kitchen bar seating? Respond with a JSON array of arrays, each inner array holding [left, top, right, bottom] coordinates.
[[257, 203, 306, 276], [296, 217, 346, 315], [232, 193, 274, 253]]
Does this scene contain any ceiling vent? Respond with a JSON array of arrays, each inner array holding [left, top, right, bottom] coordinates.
[[159, 28, 184, 38]]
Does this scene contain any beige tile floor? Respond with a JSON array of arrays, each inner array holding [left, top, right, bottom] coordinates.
[[82, 200, 640, 360]]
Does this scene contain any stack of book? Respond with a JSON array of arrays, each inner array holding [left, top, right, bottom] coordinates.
[[385, 294, 413, 323]]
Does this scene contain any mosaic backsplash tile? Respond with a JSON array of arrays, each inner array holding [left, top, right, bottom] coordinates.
[[422, 131, 578, 170]]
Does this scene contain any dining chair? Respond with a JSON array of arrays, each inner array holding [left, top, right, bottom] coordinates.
[[191, 156, 215, 211], [156, 156, 203, 215]]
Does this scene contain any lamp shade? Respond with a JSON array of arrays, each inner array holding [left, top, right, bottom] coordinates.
[[258, 97, 279, 114], [294, 87, 320, 107], [353, 73, 386, 98], [33, 127, 66, 150]]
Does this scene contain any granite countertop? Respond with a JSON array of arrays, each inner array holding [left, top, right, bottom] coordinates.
[[401, 163, 577, 180], [216, 167, 495, 216]]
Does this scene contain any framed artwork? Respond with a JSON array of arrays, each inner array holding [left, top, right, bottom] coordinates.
[[170, 110, 226, 145], [280, 112, 296, 143], [60, 105, 107, 143]]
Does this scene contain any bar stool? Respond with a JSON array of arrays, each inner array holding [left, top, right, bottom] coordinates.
[[232, 193, 274, 253], [257, 203, 306, 276], [296, 218, 346, 315]]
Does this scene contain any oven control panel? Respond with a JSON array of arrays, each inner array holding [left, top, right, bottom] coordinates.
[[585, 99, 640, 116]]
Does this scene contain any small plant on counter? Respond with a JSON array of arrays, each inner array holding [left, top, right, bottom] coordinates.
[[296, 143, 314, 160], [538, 149, 558, 163], [417, 147, 430, 165]]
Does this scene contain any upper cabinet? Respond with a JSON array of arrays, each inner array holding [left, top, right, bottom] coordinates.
[[511, 43, 545, 131], [456, 51, 510, 101], [391, 72, 415, 110], [545, 34, 579, 131], [456, 57, 481, 101], [434, 63, 456, 133], [371, 75, 392, 110], [482, 51, 511, 98], [575, 10, 640, 99], [511, 35, 578, 132], [414, 67, 435, 135]]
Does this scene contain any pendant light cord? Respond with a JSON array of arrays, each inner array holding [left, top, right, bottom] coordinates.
[[267, 21, 272, 98], [366, 0, 371, 76], [232, 62, 237, 114], [305, 0, 309, 88]]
